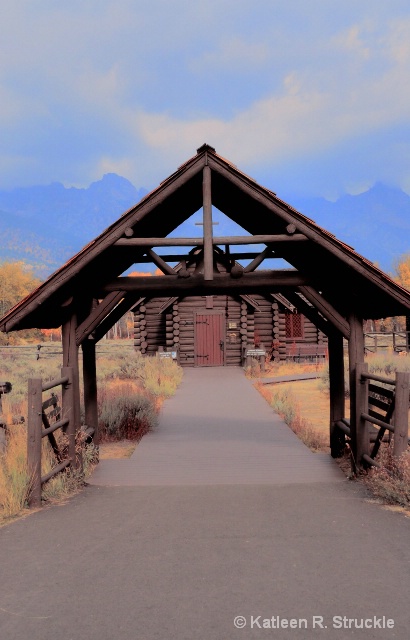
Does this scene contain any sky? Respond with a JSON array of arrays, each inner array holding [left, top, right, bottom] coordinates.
[[2, 1, 410, 199]]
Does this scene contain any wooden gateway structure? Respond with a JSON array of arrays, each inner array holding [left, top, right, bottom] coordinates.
[[1, 144, 410, 470]]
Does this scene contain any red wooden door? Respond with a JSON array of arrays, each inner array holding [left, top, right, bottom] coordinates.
[[195, 313, 224, 366]]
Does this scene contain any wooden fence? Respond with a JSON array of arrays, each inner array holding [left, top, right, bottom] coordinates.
[[27, 367, 76, 507], [364, 331, 410, 354], [336, 363, 410, 470]]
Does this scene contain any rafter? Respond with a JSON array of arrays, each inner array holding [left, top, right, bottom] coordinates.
[[298, 286, 350, 339], [93, 293, 141, 343], [75, 291, 124, 345], [283, 291, 337, 337]]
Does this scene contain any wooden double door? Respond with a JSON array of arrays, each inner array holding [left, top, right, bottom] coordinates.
[[194, 312, 225, 366]]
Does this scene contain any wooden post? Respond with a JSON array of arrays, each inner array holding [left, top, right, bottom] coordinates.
[[328, 332, 346, 458], [27, 378, 43, 507], [61, 367, 76, 467], [348, 313, 365, 469], [203, 165, 213, 281], [354, 362, 370, 470], [62, 311, 81, 469], [82, 339, 99, 447], [393, 371, 410, 457], [61, 313, 82, 469]]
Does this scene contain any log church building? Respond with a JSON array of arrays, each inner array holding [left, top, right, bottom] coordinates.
[[134, 248, 327, 367]]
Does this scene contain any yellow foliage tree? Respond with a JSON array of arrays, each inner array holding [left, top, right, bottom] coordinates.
[[395, 253, 410, 292], [0, 261, 42, 344]]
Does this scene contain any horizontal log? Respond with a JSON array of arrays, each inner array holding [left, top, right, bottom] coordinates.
[[115, 234, 308, 248], [103, 271, 308, 295], [133, 251, 284, 263]]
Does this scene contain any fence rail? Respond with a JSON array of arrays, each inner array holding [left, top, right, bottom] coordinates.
[[335, 364, 409, 470], [27, 367, 75, 507], [364, 331, 410, 354]]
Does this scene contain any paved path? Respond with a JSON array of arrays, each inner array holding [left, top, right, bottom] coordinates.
[[1, 368, 410, 640], [89, 367, 342, 486]]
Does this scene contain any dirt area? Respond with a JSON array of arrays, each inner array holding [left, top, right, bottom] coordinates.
[[99, 440, 137, 459]]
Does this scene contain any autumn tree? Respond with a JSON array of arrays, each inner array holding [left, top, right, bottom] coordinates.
[[395, 253, 410, 291], [394, 253, 410, 337], [0, 261, 42, 344]]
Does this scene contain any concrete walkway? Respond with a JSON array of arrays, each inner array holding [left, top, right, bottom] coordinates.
[[1, 368, 410, 640], [89, 367, 343, 486]]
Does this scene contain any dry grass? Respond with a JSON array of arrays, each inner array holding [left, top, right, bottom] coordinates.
[[0, 424, 32, 524], [99, 440, 136, 459], [255, 379, 329, 451], [364, 447, 410, 509], [246, 359, 325, 379], [0, 346, 183, 522]]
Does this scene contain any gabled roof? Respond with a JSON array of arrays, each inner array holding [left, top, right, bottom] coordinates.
[[1, 144, 410, 333]]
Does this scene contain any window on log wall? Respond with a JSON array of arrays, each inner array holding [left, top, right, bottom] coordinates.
[[285, 312, 304, 339]]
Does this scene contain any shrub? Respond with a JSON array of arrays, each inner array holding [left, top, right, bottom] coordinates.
[[140, 356, 183, 397], [98, 382, 157, 441]]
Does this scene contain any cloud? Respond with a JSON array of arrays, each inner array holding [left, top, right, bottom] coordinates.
[[1, 1, 410, 196]]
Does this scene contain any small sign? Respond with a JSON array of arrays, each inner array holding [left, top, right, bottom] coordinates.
[[159, 351, 177, 360], [246, 349, 266, 357], [228, 321, 238, 329]]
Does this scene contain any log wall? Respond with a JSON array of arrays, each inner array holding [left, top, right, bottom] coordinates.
[[134, 294, 328, 365]]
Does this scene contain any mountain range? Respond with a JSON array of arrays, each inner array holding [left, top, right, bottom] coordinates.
[[0, 174, 409, 278]]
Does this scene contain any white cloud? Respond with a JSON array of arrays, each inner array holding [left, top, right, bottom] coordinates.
[[1, 1, 410, 195]]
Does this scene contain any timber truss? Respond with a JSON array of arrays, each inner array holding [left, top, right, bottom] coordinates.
[[1, 143, 410, 469]]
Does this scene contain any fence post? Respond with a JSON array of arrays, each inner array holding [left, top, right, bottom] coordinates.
[[354, 362, 370, 470], [393, 371, 410, 457], [27, 378, 43, 507], [61, 367, 76, 468]]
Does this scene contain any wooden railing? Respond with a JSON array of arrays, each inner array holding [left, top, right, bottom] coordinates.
[[27, 367, 76, 507], [364, 331, 410, 354], [336, 363, 409, 469]]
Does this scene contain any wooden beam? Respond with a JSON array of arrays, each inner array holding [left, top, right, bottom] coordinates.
[[102, 271, 308, 296], [146, 249, 177, 275], [208, 153, 410, 315], [239, 294, 260, 310], [2, 155, 206, 332], [203, 165, 213, 280], [75, 291, 124, 345], [62, 312, 81, 468], [158, 296, 179, 313], [244, 247, 273, 272], [298, 286, 350, 339], [283, 291, 335, 337], [82, 339, 99, 446], [132, 252, 282, 263], [271, 293, 295, 313], [328, 332, 346, 458], [93, 293, 140, 343], [114, 234, 308, 247], [348, 312, 366, 469]]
